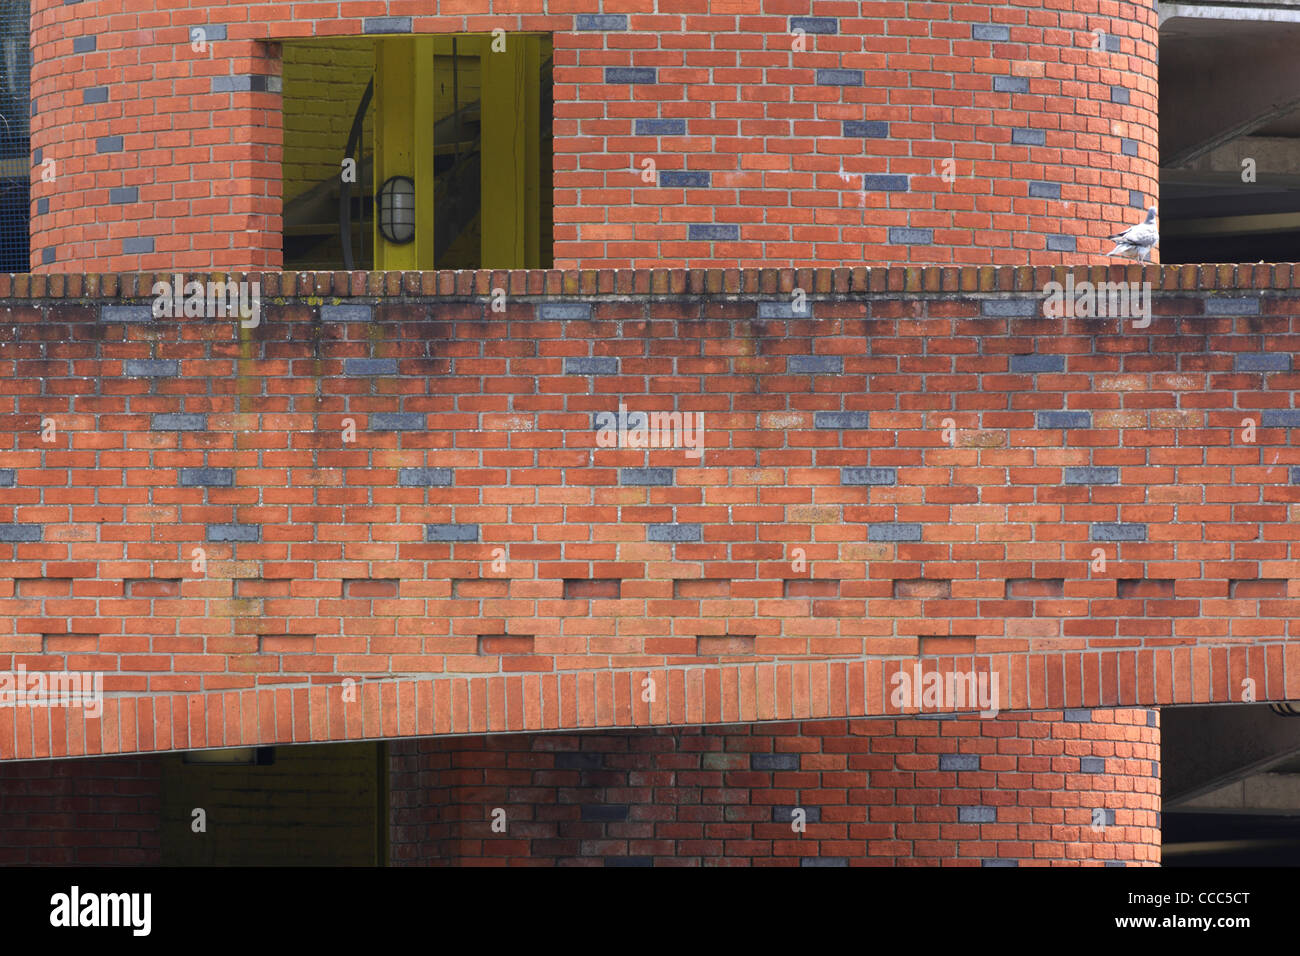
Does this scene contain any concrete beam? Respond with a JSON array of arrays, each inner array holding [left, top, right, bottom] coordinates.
[[1161, 2, 1300, 29], [1176, 772, 1300, 813], [1166, 135, 1300, 177], [1163, 704, 1300, 805]]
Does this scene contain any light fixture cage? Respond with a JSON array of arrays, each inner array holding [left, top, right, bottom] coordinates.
[[377, 175, 416, 245]]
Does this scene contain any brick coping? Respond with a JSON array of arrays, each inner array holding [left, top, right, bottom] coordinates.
[[5, 264, 1300, 300]]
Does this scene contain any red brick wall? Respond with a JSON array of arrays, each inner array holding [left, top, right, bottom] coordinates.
[[0, 756, 161, 864], [29, 0, 1159, 272], [389, 709, 1160, 866]]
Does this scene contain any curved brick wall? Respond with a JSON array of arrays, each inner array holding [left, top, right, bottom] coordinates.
[[390, 709, 1161, 866], [28, 0, 1158, 272]]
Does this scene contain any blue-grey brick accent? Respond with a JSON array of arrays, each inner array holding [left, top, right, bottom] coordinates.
[[1262, 410, 1300, 427], [0, 525, 41, 542], [994, 76, 1028, 93], [122, 237, 153, 254], [109, 187, 137, 204], [212, 74, 273, 94], [565, 357, 618, 375], [321, 304, 372, 323], [752, 753, 800, 771], [801, 857, 848, 867], [73, 36, 96, 53], [83, 86, 108, 104], [1047, 234, 1076, 252], [1120, 138, 1139, 157], [789, 356, 842, 374], [370, 412, 425, 430], [1236, 353, 1290, 371], [972, 24, 1010, 41], [869, 523, 922, 542], [1111, 86, 1130, 104], [687, 224, 739, 241], [576, 14, 628, 30], [816, 69, 863, 86], [1148, 711, 1157, 727], [399, 468, 453, 487], [202, 24, 227, 41], [959, 806, 996, 823], [1290, 466, 1300, 485], [41, 248, 55, 265], [1064, 466, 1120, 485], [1010, 354, 1064, 373], [580, 804, 629, 822], [1065, 708, 1093, 722], [659, 170, 710, 187], [605, 67, 657, 84], [1091, 523, 1147, 542], [635, 118, 686, 136], [1099, 32, 1121, 52], [101, 305, 153, 323], [36, 198, 48, 215], [426, 524, 479, 542], [648, 523, 701, 542], [889, 227, 933, 245], [790, 16, 838, 33], [773, 806, 821, 822], [344, 358, 398, 375], [124, 359, 178, 377], [843, 120, 888, 138], [842, 467, 896, 486], [1080, 757, 1105, 773], [1130, 190, 1146, 209], [1214, 297, 1261, 315], [538, 302, 593, 320], [981, 298, 1037, 317], [555, 752, 603, 769], [620, 468, 674, 486], [152, 413, 206, 431], [1012, 128, 1045, 146], [1105, 861, 1127, 868], [1037, 411, 1091, 429], [363, 16, 412, 33], [1099, 808, 1117, 825], [814, 411, 870, 429], [605, 857, 652, 867], [96, 136, 122, 153], [1029, 181, 1060, 199], [0, 469, 13, 487], [180, 468, 234, 487], [208, 524, 258, 542], [982, 859, 1019, 867], [862, 174, 909, 192], [940, 754, 980, 771], [758, 300, 809, 319]]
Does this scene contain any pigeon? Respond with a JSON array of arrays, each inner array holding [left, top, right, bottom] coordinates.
[[1106, 206, 1158, 262]]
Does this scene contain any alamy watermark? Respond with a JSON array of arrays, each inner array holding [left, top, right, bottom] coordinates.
[[596, 403, 704, 460], [1041, 275, 1152, 328], [0, 666, 103, 718], [151, 275, 261, 328], [890, 663, 1000, 717]]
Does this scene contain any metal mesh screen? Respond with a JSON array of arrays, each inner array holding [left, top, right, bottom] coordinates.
[[0, 0, 30, 272]]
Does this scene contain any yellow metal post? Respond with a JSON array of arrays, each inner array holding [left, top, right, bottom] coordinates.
[[480, 34, 528, 268]]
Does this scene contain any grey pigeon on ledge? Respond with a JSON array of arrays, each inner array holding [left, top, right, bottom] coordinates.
[[1106, 206, 1158, 262]]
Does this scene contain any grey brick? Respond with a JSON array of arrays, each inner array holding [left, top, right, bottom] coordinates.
[[773, 806, 821, 822], [101, 305, 153, 323], [1010, 354, 1064, 373], [1047, 235, 1076, 252], [565, 357, 619, 375], [889, 227, 933, 244], [426, 524, 479, 542], [605, 67, 657, 84], [576, 14, 628, 30], [994, 76, 1028, 93], [1012, 128, 1045, 146], [1080, 757, 1105, 773], [842, 467, 896, 486], [96, 136, 122, 153], [124, 359, 178, 377], [580, 804, 629, 822], [1262, 410, 1300, 427], [751, 753, 800, 771], [1090, 523, 1147, 542], [1110, 85, 1130, 104], [1290, 467, 1300, 485], [1064, 709, 1093, 722], [36, 198, 48, 215], [321, 304, 372, 323], [758, 300, 810, 319], [605, 856, 652, 867], [814, 411, 870, 429], [398, 467, 453, 487], [122, 237, 153, 254], [538, 302, 593, 320], [862, 174, 909, 192], [0, 469, 14, 487], [211, 75, 274, 93], [554, 752, 603, 769], [1105, 861, 1127, 868], [363, 16, 412, 33], [1099, 32, 1121, 52], [152, 413, 207, 431], [1147, 711, 1157, 727], [789, 356, 842, 374], [869, 523, 922, 542], [801, 857, 848, 867], [207, 523, 258, 542], [180, 468, 234, 487], [959, 806, 996, 823], [620, 468, 674, 486], [41, 248, 54, 265], [816, 69, 863, 86], [83, 86, 108, 104], [370, 412, 425, 430], [635, 119, 686, 136], [109, 187, 137, 205], [972, 24, 1010, 41], [843, 120, 889, 138], [981, 298, 1038, 317], [0, 525, 41, 542], [1029, 181, 1060, 199], [982, 859, 1019, 867], [1037, 411, 1091, 429], [1130, 190, 1146, 209], [31, 149, 39, 165], [647, 523, 701, 542], [688, 224, 739, 241], [1099, 808, 1117, 825], [1215, 297, 1261, 315], [940, 754, 980, 771], [659, 170, 710, 187], [202, 24, 227, 41], [1235, 352, 1290, 371], [1064, 466, 1120, 485], [790, 16, 838, 33], [73, 36, 96, 53], [344, 358, 398, 375]]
